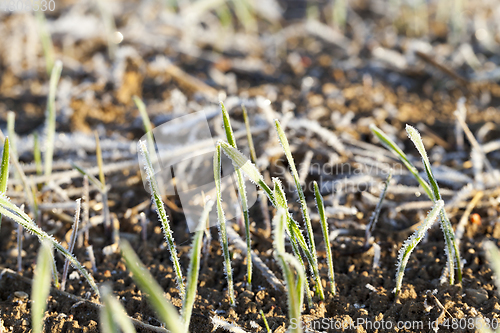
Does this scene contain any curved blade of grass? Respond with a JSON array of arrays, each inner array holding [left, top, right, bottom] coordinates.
[[182, 200, 214, 332], [44, 60, 62, 180], [274, 120, 323, 300], [94, 132, 111, 233], [120, 240, 183, 333], [0, 195, 99, 296], [73, 163, 106, 193], [395, 200, 444, 297], [371, 124, 462, 284], [32, 240, 53, 333], [369, 124, 433, 199], [313, 181, 335, 295], [100, 284, 137, 333], [0, 137, 10, 232], [406, 125, 462, 284], [138, 140, 185, 296], [220, 102, 252, 288], [214, 144, 235, 306]]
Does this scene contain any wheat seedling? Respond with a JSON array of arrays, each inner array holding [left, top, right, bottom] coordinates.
[[0, 194, 99, 295], [120, 241, 184, 333], [220, 102, 253, 288], [61, 199, 81, 292], [44, 60, 63, 181], [273, 208, 305, 333], [138, 140, 185, 296], [100, 284, 137, 333], [273, 178, 312, 307], [395, 200, 444, 297], [274, 120, 324, 300], [95, 132, 111, 232], [370, 124, 462, 285], [182, 199, 214, 332], [218, 141, 319, 302], [31, 240, 53, 333], [476, 242, 500, 333], [313, 181, 336, 295], [214, 144, 236, 306], [34, 11, 55, 75], [0, 138, 9, 233], [259, 310, 271, 333]]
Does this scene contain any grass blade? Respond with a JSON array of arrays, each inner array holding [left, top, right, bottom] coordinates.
[[72, 163, 105, 193], [33, 132, 42, 175], [61, 199, 81, 292], [100, 284, 137, 333], [484, 241, 500, 293], [364, 170, 392, 248], [120, 241, 184, 333], [274, 120, 323, 299], [272, 208, 305, 333], [0, 195, 99, 296], [220, 102, 253, 288], [259, 310, 271, 333], [313, 181, 335, 295], [0, 137, 10, 232], [406, 125, 462, 284], [369, 124, 433, 198], [371, 124, 462, 284], [241, 105, 257, 163], [395, 200, 444, 297], [94, 132, 111, 233], [273, 178, 312, 307], [34, 11, 55, 75], [214, 144, 236, 306], [32, 240, 53, 333], [44, 60, 63, 180], [182, 200, 214, 332], [133, 96, 156, 157], [138, 140, 185, 296]]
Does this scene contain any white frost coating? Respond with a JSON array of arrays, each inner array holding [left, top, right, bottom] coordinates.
[[211, 316, 249, 333], [138, 140, 185, 296], [288, 118, 348, 156], [372, 243, 381, 270], [395, 200, 444, 295], [219, 141, 263, 184]]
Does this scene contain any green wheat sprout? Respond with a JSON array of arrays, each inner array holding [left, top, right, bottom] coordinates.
[[182, 199, 214, 332], [0, 137, 10, 233], [313, 181, 336, 295], [218, 140, 320, 304], [138, 140, 185, 296], [214, 143, 236, 306], [477, 242, 500, 332], [272, 177, 312, 307], [31, 240, 53, 333], [274, 119, 324, 300], [120, 241, 184, 333], [220, 102, 253, 288], [395, 200, 444, 297], [370, 124, 462, 285], [273, 207, 306, 333], [0, 195, 99, 295], [100, 284, 137, 333]]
